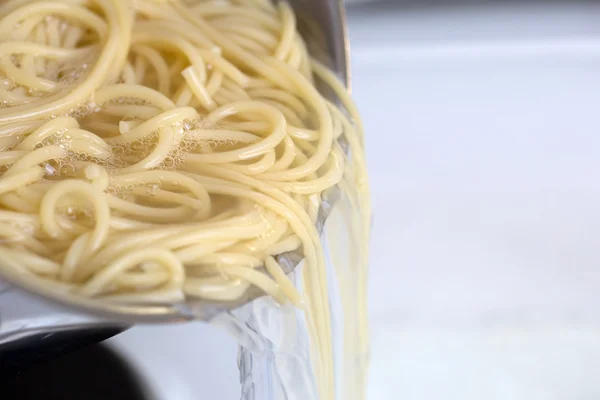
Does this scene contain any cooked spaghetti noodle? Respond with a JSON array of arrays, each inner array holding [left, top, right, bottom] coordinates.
[[0, 0, 370, 398]]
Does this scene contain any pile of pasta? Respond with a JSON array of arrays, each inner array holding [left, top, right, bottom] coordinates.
[[0, 0, 370, 398]]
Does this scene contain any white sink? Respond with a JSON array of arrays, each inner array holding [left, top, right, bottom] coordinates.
[[354, 0, 600, 326], [110, 2, 600, 399]]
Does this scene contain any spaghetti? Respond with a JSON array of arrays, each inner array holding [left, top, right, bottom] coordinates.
[[0, 1, 371, 399]]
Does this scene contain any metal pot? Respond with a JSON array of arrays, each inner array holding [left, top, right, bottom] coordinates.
[[0, 274, 189, 369]]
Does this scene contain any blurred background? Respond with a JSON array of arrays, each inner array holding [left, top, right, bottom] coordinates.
[[348, 1, 600, 399], [8, 0, 599, 399]]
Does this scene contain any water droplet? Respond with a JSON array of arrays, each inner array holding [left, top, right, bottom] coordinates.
[[111, 146, 124, 155], [165, 159, 174, 168], [131, 141, 142, 151], [60, 164, 75, 175], [44, 164, 56, 175]]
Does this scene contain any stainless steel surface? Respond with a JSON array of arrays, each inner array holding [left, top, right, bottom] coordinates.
[[0, 281, 128, 368], [0, 0, 351, 360], [286, 0, 350, 88]]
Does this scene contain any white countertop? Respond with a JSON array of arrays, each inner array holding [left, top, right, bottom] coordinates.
[[110, 2, 600, 399]]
